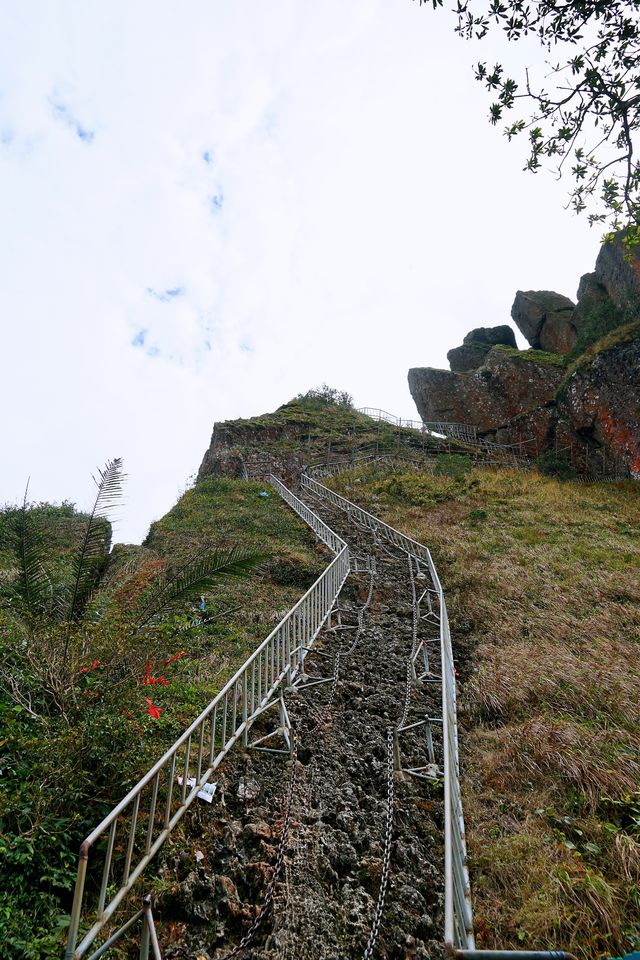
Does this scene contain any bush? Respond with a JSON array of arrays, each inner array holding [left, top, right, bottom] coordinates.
[[294, 384, 354, 408], [536, 451, 577, 480], [434, 453, 472, 480]]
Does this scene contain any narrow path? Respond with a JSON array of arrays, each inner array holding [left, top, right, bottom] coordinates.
[[160, 489, 445, 960]]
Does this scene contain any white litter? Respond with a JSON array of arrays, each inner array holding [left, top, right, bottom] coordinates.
[[177, 776, 218, 804]]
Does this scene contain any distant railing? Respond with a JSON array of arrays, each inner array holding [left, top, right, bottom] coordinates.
[[357, 406, 478, 442], [65, 477, 350, 960]]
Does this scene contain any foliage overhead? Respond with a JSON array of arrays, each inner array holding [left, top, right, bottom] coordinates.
[[417, 0, 640, 234]]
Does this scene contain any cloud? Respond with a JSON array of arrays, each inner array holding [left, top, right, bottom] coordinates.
[[209, 192, 223, 212], [146, 286, 185, 302], [50, 96, 94, 143], [0, 0, 600, 545]]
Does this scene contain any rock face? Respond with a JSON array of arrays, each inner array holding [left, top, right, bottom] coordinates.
[[561, 332, 640, 475], [511, 290, 576, 354], [409, 349, 563, 433], [198, 421, 306, 487], [594, 231, 640, 308]]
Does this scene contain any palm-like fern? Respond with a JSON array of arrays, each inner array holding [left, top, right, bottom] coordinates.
[[65, 458, 125, 624], [2, 484, 53, 616], [133, 546, 264, 631]]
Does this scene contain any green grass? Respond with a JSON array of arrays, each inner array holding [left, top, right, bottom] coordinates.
[[325, 463, 640, 958], [563, 319, 640, 382], [492, 344, 567, 367]]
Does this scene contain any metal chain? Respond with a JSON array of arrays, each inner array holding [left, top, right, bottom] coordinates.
[[216, 735, 299, 960], [398, 657, 414, 731], [362, 726, 395, 960], [397, 554, 418, 730], [343, 568, 375, 656], [309, 651, 342, 734]]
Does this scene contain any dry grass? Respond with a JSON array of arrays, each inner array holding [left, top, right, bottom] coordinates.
[[327, 465, 640, 958]]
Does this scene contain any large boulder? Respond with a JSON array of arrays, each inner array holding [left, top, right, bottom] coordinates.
[[462, 325, 517, 348], [409, 347, 564, 432], [595, 230, 640, 309], [447, 342, 491, 373], [447, 325, 518, 372], [511, 290, 576, 354], [571, 272, 624, 352]]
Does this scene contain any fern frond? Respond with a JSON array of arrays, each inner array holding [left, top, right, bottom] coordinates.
[[66, 458, 125, 623], [2, 485, 53, 616], [134, 546, 264, 631]]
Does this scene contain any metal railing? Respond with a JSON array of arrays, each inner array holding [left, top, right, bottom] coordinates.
[[299, 473, 475, 953], [308, 453, 437, 479], [357, 406, 479, 443], [300, 474, 577, 959], [65, 476, 350, 960]]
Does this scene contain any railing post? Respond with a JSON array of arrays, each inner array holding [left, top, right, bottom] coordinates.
[[139, 897, 151, 960]]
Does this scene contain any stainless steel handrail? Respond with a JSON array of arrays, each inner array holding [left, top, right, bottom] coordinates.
[[65, 476, 349, 959], [299, 472, 475, 952]]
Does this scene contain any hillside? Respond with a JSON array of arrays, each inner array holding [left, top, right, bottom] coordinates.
[[185, 399, 640, 957], [3, 398, 639, 960]]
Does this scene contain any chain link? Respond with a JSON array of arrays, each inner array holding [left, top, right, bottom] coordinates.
[[362, 726, 395, 960], [397, 554, 418, 730], [216, 736, 299, 960], [309, 651, 342, 735]]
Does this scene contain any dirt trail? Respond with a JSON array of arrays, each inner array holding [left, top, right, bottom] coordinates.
[[159, 489, 445, 960]]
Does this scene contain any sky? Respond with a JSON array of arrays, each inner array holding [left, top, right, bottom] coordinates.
[[1, 1, 602, 543]]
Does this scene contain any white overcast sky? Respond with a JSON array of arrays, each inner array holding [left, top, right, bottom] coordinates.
[[1, 1, 601, 543]]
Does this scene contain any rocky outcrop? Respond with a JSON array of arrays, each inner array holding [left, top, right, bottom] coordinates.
[[511, 290, 576, 354], [408, 233, 640, 477], [409, 348, 563, 433], [594, 231, 640, 308], [198, 421, 306, 486]]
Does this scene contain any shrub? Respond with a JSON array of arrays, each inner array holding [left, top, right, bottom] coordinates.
[[294, 384, 354, 408], [536, 451, 577, 480], [434, 453, 472, 480]]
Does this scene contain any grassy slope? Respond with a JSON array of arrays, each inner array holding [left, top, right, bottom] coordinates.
[[325, 463, 640, 959], [143, 476, 326, 702]]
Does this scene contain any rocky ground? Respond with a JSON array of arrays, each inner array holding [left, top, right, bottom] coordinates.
[[154, 490, 446, 960]]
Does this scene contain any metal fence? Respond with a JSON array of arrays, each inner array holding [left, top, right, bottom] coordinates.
[[357, 406, 478, 443], [300, 473, 475, 953], [308, 453, 437, 479], [65, 476, 350, 960]]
